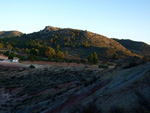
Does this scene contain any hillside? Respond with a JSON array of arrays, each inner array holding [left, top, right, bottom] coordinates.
[[0, 26, 137, 59], [0, 31, 23, 38], [113, 39, 150, 56], [0, 61, 150, 113], [42, 26, 127, 51]]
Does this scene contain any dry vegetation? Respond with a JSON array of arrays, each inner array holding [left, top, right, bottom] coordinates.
[[0, 60, 150, 113]]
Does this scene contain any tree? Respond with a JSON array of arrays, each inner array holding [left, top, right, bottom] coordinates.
[[113, 53, 119, 60], [54, 35, 58, 39], [7, 44, 12, 57], [25, 48, 30, 54], [9, 52, 16, 59], [65, 51, 69, 57], [7, 44, 12, 51], [57, 51, 64, 59], [93, 52, 98, 64], [88, 54, 93, 63], [56, 51, 64, 62], [14, 47, 20, 52], [85, 41, 90, 47], [0, 43, 4, 49], [67, 37, 70, 42], [45, 47, 56, 58], [56, 44, 60, 52], [88, 52, 99, 64], [39, 47, 47, 56], [30, 48, 39, 55], [50, 38, 53, 43], [44, 41, 47, 47], [35, 49, 39, 55], [18, 56, 24, 61], [72, 44, 75, 48]]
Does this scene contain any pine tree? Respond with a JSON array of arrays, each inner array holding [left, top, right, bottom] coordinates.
[[7, 44, 13, 57], [88, 52, 99, 64], [93, 52, 98, 64]]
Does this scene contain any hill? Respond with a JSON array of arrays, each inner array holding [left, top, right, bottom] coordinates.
[[0, 31, 23, 38], [113, 39, 150, 56], [42, 26, 127, 50], [39, 26, 135, 57], [0, 26, 138, 59]]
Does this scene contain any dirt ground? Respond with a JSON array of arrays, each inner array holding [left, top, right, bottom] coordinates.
[[22, 61, 99, 68], [1, 61, 149, 113]]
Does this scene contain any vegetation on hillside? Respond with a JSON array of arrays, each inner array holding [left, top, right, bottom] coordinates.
[[0, 26, 139, 62], [113, 38, 150, 56]]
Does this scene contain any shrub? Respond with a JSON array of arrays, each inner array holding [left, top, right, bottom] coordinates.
[[29, 65, 35, 69], [81, 58, 88, 64], [113, 53, 119, 60]]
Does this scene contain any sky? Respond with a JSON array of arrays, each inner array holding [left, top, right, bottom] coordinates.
[[0, 0, 150, 44]]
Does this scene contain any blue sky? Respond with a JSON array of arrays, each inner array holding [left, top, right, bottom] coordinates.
[[0, 0, 150, 44]]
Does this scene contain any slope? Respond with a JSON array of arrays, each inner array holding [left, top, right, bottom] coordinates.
[[114, 39, 150, 56], [0, 26, 137, 58], [0, 61, 150, 113]]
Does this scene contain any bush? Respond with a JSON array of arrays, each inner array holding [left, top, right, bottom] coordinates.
[[19, 56, 23, 61], [113, 53, 119, 60], [9, 52, 16, 59], [29, 65, 35, 69]]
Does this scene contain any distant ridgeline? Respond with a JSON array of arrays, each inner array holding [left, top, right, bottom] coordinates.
[[113, 38, 150, 56], [0, 31, 23, 38]]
